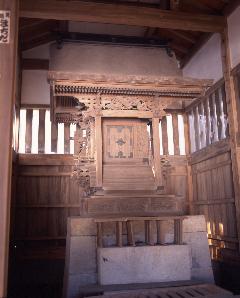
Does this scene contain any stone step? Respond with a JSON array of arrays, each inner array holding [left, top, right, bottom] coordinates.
[[90, 194, 175, 199]]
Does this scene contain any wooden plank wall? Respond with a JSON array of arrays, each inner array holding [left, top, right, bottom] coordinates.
[[190, 140, 238, 261], [188, 79, 239, 261], [13, 155, 84, 260]]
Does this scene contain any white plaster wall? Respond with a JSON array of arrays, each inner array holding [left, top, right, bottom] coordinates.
[[183, 5, 240, 78], [228, 5, 240, 68], [21, 70, 50, 104], [50, 43, 182, 76], [182, 33, 223, 82]]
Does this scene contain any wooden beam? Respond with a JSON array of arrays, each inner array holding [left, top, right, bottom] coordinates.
[[221, 27, 240, 252], [165, 29, 196, 44], [20, 0, 225, 33], [0, 1, 19, 297]]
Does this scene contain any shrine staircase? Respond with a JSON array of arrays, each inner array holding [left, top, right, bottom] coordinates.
[[84, 164, 183, 217], [102, 164, 156, 191]]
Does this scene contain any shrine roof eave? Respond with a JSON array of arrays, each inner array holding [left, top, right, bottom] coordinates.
[[47, 71, 213, 98]]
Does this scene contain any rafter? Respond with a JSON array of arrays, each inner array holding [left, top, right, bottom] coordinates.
[[164, 29, 197, 44], [20, 0, 226, 32]]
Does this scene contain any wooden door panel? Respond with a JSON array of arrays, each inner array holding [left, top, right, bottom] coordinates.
[[103, 118, 149, 163]]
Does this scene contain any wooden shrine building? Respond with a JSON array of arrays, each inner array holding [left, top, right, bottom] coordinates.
[[1, 0, 240, 297]]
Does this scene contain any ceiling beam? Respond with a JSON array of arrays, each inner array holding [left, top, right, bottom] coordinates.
[[20, 0, 226, 33]]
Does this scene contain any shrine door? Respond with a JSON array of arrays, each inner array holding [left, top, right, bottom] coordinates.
[[102, 118, 155, 190], [103, 118, 149, 164]]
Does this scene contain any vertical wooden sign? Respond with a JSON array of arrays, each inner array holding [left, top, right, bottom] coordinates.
[[0, 11, 10, 44]]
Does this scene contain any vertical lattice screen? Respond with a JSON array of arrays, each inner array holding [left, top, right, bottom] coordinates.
[[19, 108, 76, 154], [188, 81, 229, 153], [18, 108, 186, 156]]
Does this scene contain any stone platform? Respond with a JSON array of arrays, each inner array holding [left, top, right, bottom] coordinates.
[[98, 245, 191, 285], [63, 215, 214, 298]]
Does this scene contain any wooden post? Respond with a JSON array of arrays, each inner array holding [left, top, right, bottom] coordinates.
[[161, 116, 169, 155], [25, 109, 33, 153], [174, 219, 183, 245], [95, 116, 103, 187], [64, 123, 70, 154], [38, 109, 46, 153], [116, 221, 122, 247], [97, 222, 103, 248], [51, 121, 58, 153], [0, 1, 19, 297], [126, 221, 135, 246], [183, 113, 194, 214], [145, 220, 154, 245], [221, 28, 240, 251], [156, 220, 165, 245], [172, 113, 180, 155], [152, 118, 163, 188]]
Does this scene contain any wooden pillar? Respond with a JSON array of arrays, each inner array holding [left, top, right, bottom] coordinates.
[[95, 116, 103, 187], [221, 28, 240, 251], [0, 1, 19, 297], [152, 118, 163, 188]]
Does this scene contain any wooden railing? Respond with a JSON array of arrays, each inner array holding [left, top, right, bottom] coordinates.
[[19, 106, 76, 154], [186, 80, 229, 153], [95, 216, 186, 248], [19, 107, 186, 156]]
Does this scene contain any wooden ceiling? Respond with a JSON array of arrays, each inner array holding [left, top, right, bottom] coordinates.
[[19, 0, 239, 68]]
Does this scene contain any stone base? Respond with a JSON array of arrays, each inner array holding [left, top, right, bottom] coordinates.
[[86, 194, 184, 217], [63, 215, 214, 298], [98, 245, 191, 285]]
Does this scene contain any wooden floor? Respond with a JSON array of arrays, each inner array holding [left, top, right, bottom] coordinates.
[[86, 285, 235, 298], [79, 282, 236, 298]]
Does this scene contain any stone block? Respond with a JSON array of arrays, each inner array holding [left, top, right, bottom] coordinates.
[[69, 236, 97, 274], [183, 232, 212, 269], [98, 245, 192, 285], [191, 266, 214, 283], [67, 273, 97, 298], [183, 215, 207, 233], [69, 217, 97, 236]]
